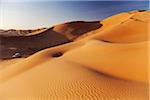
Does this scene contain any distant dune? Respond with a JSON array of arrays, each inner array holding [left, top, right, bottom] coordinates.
[[53, 21, 102, 40], [0, 21, 101, 59], [0, 28, 46, 37], [0, 27, 69, 59], [0, 10, 149, 100]]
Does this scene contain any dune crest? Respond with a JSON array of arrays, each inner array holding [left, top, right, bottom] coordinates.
[[53, 21, 102, 40], [0, 21, 102, 59]]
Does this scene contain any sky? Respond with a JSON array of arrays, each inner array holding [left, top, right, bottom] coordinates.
[[0, 0, 149, 29]]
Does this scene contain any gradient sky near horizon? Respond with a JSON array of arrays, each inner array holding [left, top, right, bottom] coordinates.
[[0, 0, 149, 29]]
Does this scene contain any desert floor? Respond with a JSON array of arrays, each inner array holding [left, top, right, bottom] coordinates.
[[0, 10, 149, 100]]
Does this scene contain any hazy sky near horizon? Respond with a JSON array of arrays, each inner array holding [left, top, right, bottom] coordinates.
[[0, 1, 149, 29]]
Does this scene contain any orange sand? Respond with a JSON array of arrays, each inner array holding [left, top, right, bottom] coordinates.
[[0, 10, 149, 100]]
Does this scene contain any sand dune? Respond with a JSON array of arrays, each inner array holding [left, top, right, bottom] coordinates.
[[0, 28, 46, 37], [0, 21, 102, 59], [0, 28, 70, 59], [53, 21, 102, 40], [0, 10, 149, 100], [77, 10, 149, 43]]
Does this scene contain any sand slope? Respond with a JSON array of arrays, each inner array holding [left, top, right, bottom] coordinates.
[[77, 10, 149, 43], [0, 21, 102, 59], [53, 21, 102, 40], [0, 28, 46, 37], [0, 10, 149, 100], [0, 28, 70, 59]]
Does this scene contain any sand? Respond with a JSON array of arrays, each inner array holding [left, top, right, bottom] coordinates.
[[53, 21, 102, 40], [0, 21, 102, 59], [0, 28, 46, 37], [0, 10, 149, 100]]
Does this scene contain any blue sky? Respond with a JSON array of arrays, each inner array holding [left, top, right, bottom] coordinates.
[[0, 0, 149, 29]]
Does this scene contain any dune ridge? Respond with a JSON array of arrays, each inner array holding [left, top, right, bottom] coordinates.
[[0, 28, 47, 37], [0, 10, 149, 100], [0, 21, 101, 59]]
